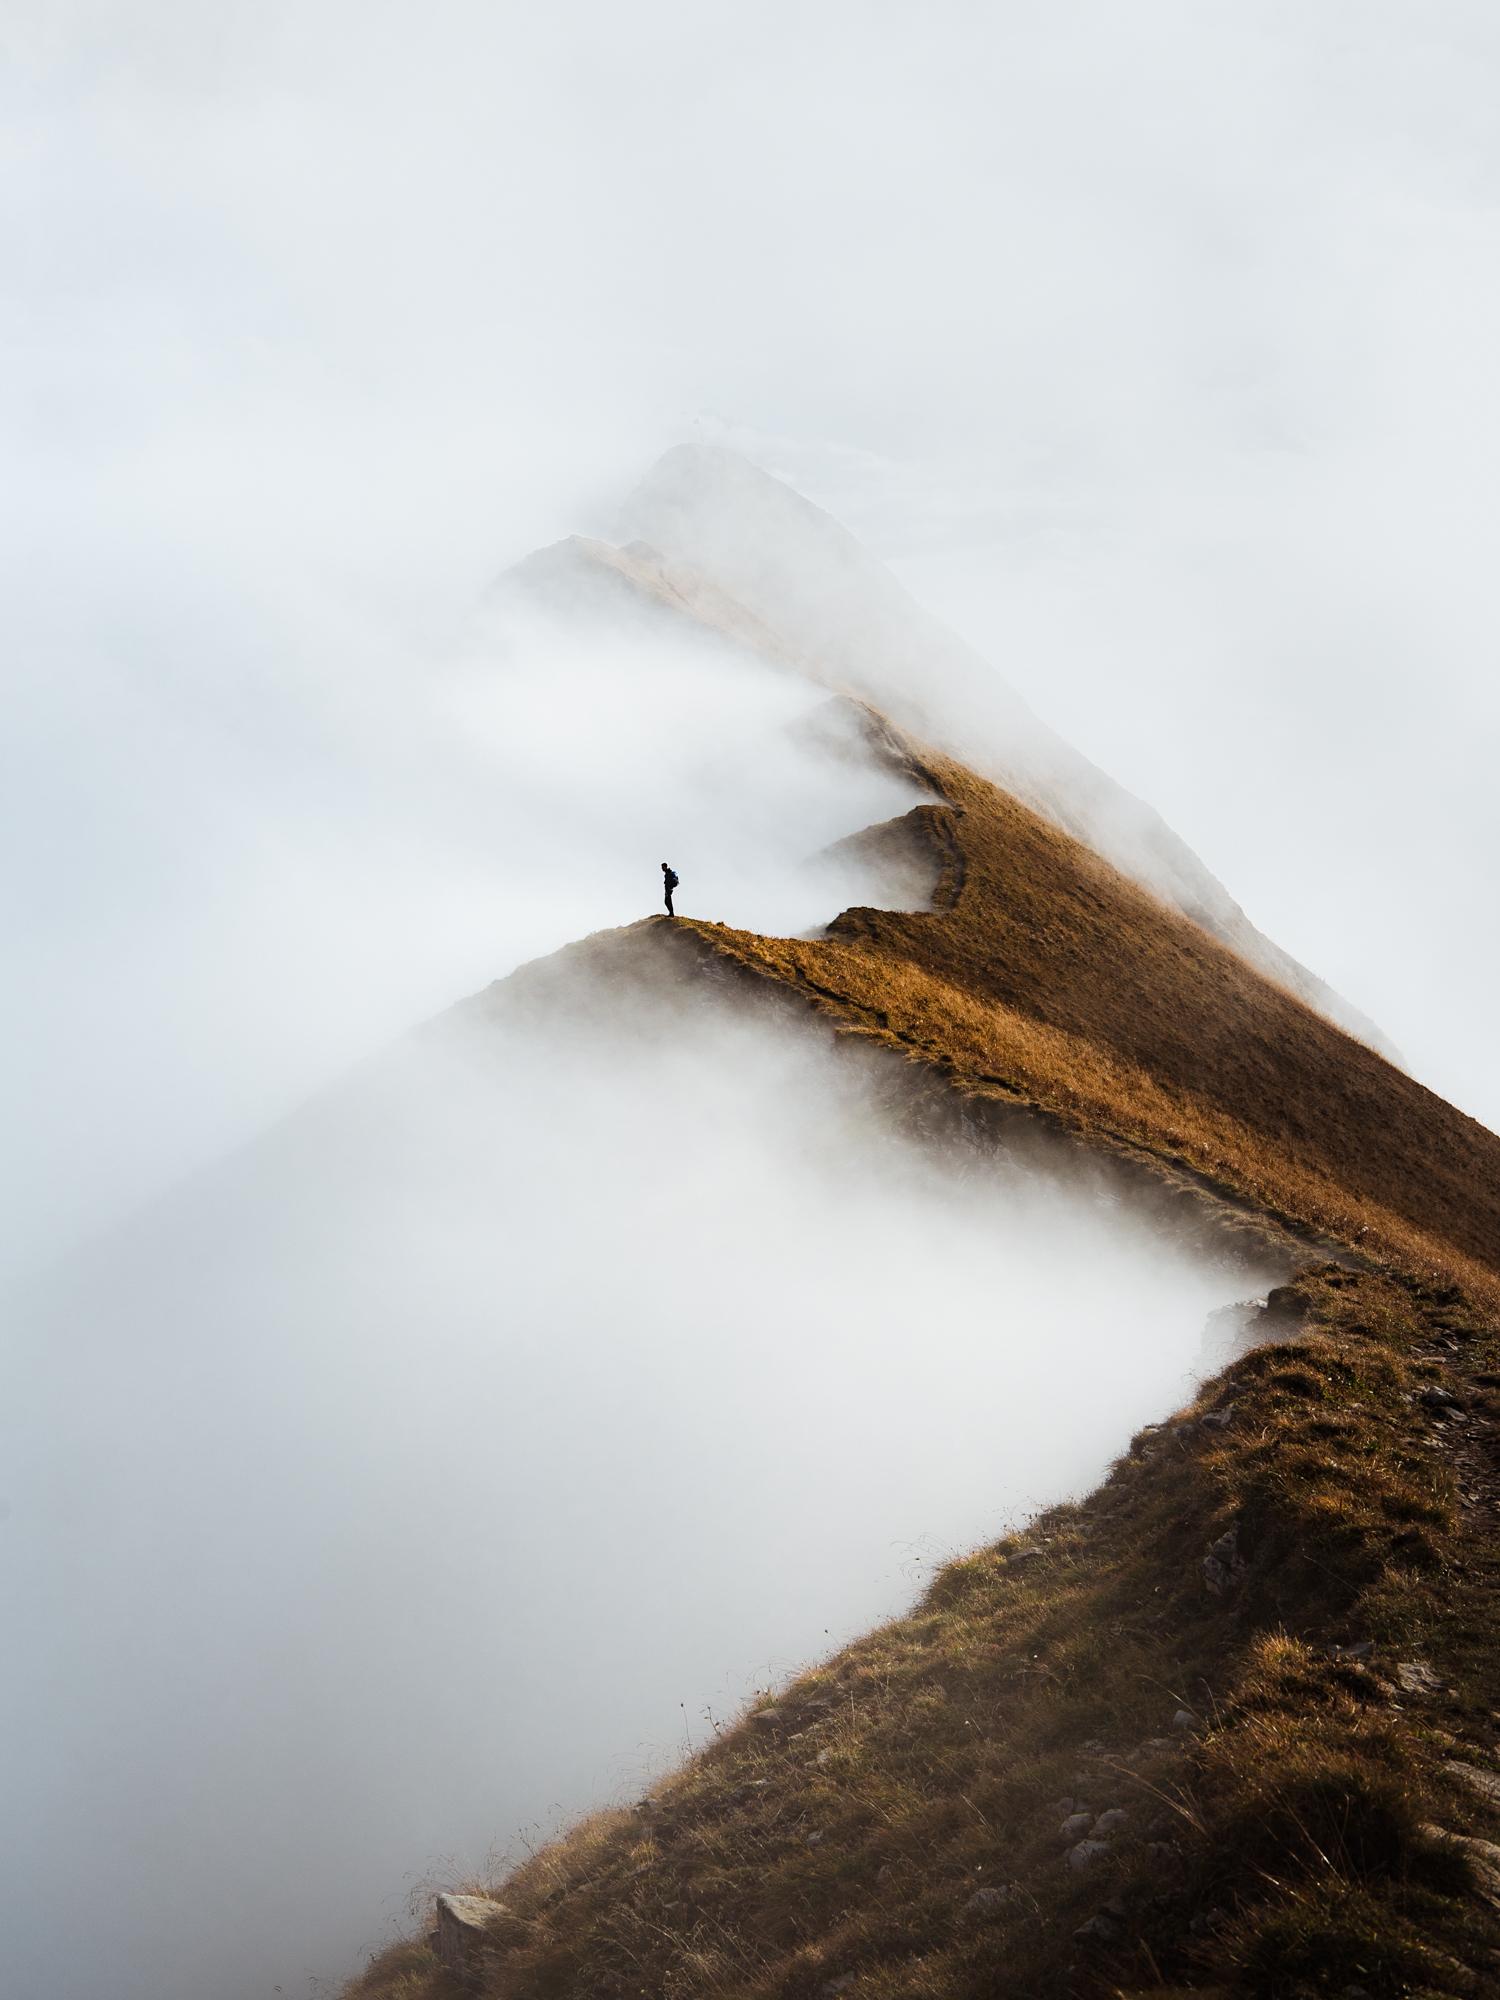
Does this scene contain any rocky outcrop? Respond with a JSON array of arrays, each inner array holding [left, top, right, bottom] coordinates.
[[432, 1894, 508, 1980]]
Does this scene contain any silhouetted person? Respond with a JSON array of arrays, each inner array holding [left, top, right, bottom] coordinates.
[[661, 862, 679, 917]]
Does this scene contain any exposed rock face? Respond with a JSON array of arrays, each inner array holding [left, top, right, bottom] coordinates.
[[614, 445, 1395, 1058], [1202, 1522, 1248, 1596], [432, 1893, 507, 1977]]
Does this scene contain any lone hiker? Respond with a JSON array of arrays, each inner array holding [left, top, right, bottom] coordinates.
[[661, 861, 679, 917]]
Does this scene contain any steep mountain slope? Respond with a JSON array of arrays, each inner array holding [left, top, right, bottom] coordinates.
[[616, 446, 1393, 1058], [672, 709, 1500, 1302], [338, 465, 1500, 1996], [342, 717, 1500, 1999]]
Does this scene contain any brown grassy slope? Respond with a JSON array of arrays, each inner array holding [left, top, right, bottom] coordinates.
[[674, 722, 1500, 1303], [339, 719, 1500, 1998], [347, 1269, 1500, 1999]]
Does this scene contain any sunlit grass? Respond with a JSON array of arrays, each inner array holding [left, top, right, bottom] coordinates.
[[684, 719, 1500, 1307], [343, 714, 1500, 1997]]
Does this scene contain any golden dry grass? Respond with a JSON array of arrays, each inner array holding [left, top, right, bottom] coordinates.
[[342, 721, 1500, 1996], [676, 725, 1500, 1305], [345, 1270, 1500, 1998]]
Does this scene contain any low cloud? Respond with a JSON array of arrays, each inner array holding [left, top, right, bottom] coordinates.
[[0, 575, 919, 1280], [2, 957, 1280, 1999]]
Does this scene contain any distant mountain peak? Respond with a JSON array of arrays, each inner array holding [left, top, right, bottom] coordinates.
[[614, 447, 1394, 1058]]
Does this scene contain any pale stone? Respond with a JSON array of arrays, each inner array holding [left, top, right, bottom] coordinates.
[[1444, 1760, 1500, 1810], [433, 1892, 508, 1973], [1396, 1660, 1445, 1695]]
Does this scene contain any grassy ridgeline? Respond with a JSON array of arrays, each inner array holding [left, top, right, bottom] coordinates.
[[344, 713, 1500, 1997]]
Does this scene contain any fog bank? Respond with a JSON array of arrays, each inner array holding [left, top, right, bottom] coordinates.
[[0, 583, 918, 1282], [1, 970, 1280, 2000], [11, 10, 1492, 1993]]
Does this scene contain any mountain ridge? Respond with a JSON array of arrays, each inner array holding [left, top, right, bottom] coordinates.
[[612, 446, 1394, 1059], [337, 461, 1500, 1997], [342, 694, 1500, 1998], [664, 701, 1500, 1303]]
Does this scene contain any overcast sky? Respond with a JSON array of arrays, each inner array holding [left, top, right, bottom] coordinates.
[[6, 2, 1500, 1237]]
